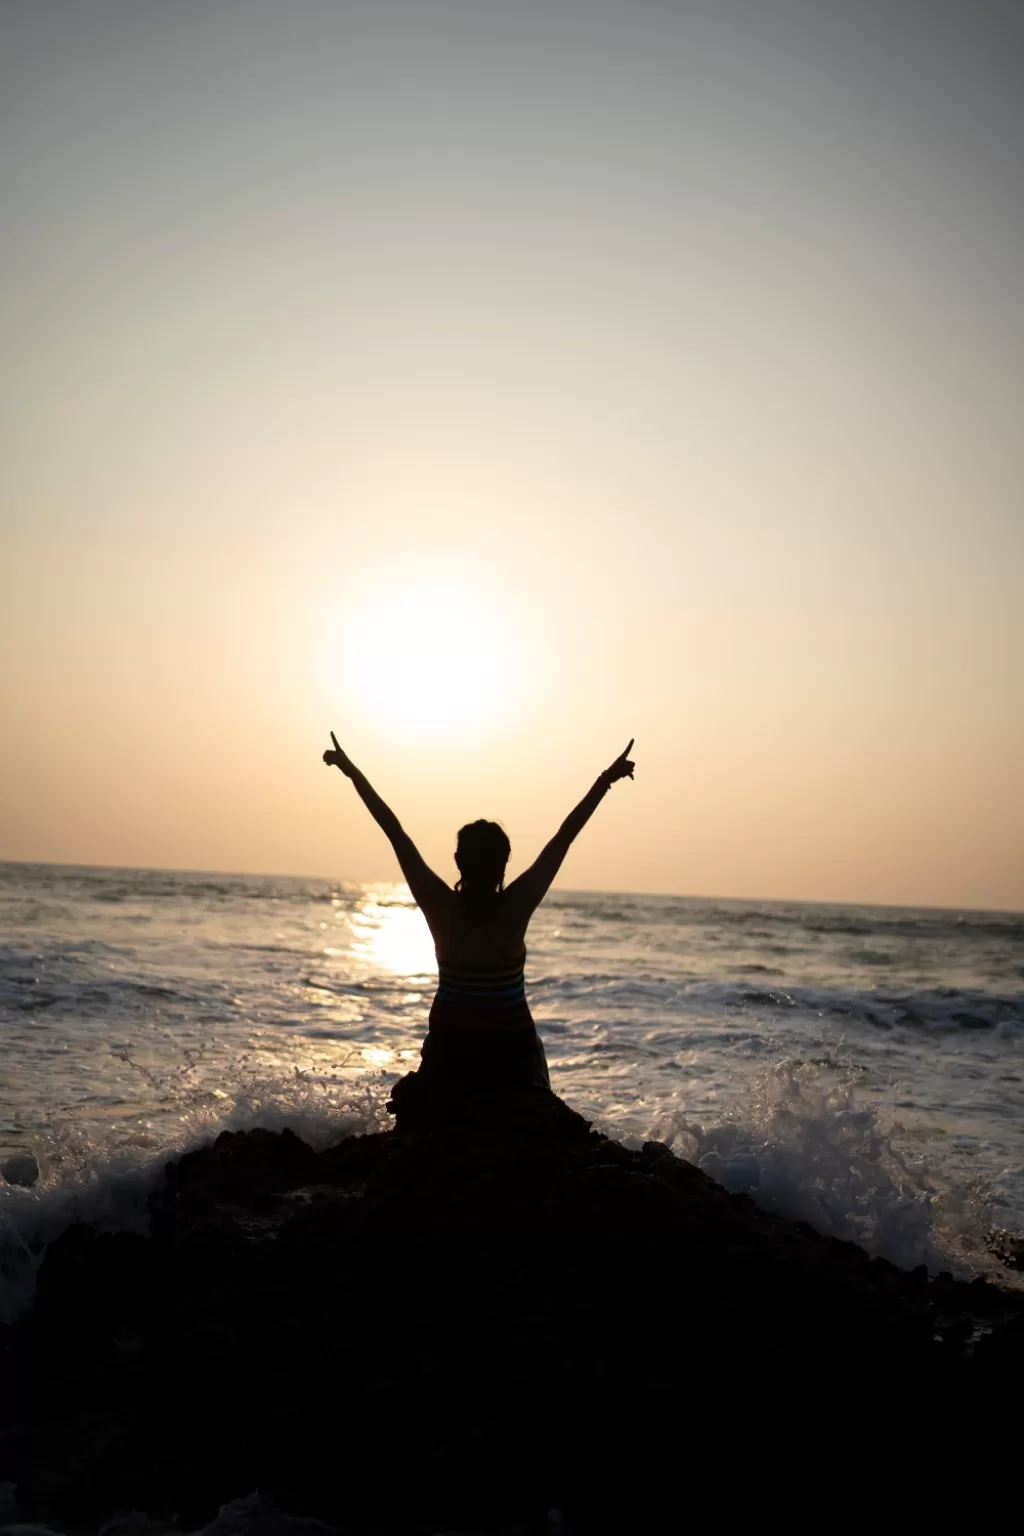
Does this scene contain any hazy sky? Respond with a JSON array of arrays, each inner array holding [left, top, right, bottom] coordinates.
[[2, 0, 1022, 909]]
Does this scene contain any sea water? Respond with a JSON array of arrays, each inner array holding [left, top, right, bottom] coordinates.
[[1, 860, 1021, 1316]]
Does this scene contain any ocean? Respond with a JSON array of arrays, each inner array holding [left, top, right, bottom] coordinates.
[[1, 859, 1022, 1315]]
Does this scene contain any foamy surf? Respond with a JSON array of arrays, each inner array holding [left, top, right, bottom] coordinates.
[[0, 1070, 391, 1323], [648, 1059, 997, 1274], [2, 1058, 1012, 1325]]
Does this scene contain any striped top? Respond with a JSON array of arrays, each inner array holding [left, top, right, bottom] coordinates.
[[429, 956, 535, 1035]]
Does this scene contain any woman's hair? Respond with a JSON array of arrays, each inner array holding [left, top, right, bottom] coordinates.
[[454, 819, 511, 897]]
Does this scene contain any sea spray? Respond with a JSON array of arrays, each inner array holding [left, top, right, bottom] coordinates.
[[0, 1062, 390, 1322], [650, 1058, 995, 1273]]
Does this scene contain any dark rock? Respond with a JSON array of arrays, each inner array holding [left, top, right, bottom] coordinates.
[[987, 1228, 1024, 1270], [5, 1100, 1024, 1531], [0, 1154, 39, 1189], [193, 1490, 337, 1536]]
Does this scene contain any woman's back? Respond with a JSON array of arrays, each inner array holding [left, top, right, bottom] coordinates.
[[429, 889, 528, 970], [428, 888, 535, 1042]]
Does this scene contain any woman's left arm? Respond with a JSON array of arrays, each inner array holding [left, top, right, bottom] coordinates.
[[504, 740, 635, 918], [323, 733, 449, 910]]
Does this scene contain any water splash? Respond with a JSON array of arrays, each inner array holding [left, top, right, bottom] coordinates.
[[651, 1059, 996, 1275], [0, 1058, 392, 1322]]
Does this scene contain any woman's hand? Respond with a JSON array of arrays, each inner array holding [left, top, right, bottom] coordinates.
[[323, 730, 356, 776], [601, 739, 635, 784]]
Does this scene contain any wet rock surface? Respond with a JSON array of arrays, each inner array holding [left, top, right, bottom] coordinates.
[[3, 1090, 1022, 1531], [0, 1154, 40, 1189]]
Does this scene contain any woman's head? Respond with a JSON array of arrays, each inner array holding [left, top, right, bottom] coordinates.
[[454, 819, 511, 895]]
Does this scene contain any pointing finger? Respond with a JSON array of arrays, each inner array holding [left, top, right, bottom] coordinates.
[[622, 738, 634, 759], [330, 731, 342, 753]]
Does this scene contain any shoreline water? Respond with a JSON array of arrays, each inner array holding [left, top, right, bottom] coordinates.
[[2, 859, 1022, 1300]]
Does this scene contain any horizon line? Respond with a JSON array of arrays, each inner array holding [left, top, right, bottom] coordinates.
[[1, 856, 1020, 919]]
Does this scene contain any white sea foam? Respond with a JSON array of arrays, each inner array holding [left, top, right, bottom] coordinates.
[[649, 1059, 996, 1275], [0, 1069, 391, 1322]]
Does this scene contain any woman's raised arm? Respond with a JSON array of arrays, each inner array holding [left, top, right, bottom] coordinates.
[[323, 732, 449, 910], [505, 740, 635, 918]]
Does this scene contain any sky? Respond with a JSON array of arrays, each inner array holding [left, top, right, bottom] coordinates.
[[1, 0, 1022, 909]]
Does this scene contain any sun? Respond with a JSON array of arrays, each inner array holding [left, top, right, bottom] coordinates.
[[334, 577, 523, 741]]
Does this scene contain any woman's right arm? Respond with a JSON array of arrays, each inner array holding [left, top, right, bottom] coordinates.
[[323, 732, 449, 911], [505, 740, 635, 917]]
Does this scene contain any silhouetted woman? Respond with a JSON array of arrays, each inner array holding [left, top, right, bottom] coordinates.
[[322, 732, 635, 1123]]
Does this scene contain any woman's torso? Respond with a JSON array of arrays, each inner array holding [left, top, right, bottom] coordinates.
[[426, 890, 533, 1035], [431, 889, 526, 969]]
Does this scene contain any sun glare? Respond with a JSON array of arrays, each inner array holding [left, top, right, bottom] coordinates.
[[350, 891, 437, 979], [336, 578, 522, 741]]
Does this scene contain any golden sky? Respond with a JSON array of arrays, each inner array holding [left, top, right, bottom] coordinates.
[[2, 2, 1022, 909]]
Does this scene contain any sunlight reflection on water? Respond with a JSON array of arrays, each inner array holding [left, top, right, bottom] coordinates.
[[350, 893, 437, 980]]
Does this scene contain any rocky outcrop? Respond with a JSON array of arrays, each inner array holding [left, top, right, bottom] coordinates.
[[3, 1093, 1022, 1531]]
